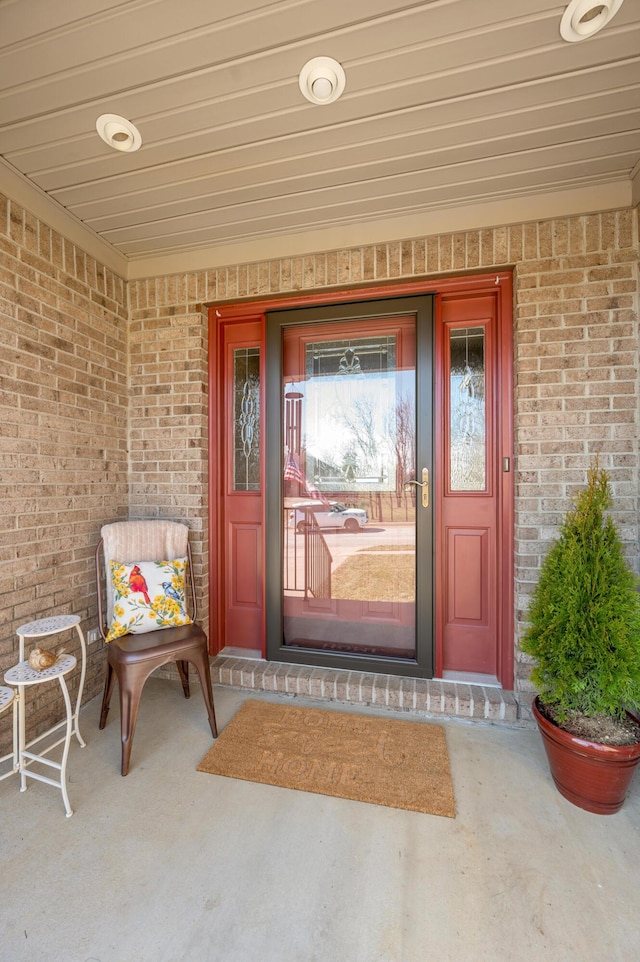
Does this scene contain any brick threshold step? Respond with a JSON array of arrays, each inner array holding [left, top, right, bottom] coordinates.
[[211, 654, 532, 727]]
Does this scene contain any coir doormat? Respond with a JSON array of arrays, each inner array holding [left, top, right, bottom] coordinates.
[[197, 699, 455, 817]]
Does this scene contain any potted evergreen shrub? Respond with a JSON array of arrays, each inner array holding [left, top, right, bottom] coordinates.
[[521, 462, 640, 814]]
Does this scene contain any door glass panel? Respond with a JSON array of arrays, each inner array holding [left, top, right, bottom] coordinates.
[[282, 322, 416, 659], [449, 326, 486, 491], [233, 347, 260, 491]]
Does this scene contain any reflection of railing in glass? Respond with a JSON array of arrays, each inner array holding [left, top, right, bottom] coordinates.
[[450, 327, 486, 491], [283, 508, 333, 597], [233, 347, 260, 491], [303, 512, 332, 600]]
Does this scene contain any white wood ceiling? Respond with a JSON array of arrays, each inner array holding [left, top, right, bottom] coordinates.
[[0, 0, 638, 271]]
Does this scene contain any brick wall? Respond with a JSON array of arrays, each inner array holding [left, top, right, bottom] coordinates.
[[513, 212, 639, 694], [1, 197, 638, 751], [130, 206, 639, 701], [0, 194, 128, 747], [128, 275, 210, 632]]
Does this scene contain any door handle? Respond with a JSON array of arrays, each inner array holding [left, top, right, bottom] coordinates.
[[405, 468, 430, 508]]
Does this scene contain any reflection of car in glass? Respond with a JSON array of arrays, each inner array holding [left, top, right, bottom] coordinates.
[[289, 501, 369, 533]]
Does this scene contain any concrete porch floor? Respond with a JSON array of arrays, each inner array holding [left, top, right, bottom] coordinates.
[[1, 678, 639, 962]]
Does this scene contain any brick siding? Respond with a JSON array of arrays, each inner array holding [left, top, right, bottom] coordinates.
[[0, 193, 128, 744], [127, 298, 210, 632], [1, 195, 638, 748]]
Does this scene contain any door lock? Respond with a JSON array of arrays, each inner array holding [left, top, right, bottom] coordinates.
[[405, 468, 430, 508]]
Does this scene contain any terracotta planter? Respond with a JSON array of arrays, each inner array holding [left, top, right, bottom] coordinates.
[[532, 696, 640, 815]]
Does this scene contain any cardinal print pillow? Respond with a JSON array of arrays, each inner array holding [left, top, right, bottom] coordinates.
[[106, 558, 192, 642]]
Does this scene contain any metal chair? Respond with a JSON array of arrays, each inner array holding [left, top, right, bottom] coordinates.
[[96, 520, 217, 775]]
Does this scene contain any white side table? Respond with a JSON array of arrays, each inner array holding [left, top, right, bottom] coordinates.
[[3, 615, 88, 817], [16, 615, 87, 747], [5, 655, 78, 817], [0, 685, 18, 781]]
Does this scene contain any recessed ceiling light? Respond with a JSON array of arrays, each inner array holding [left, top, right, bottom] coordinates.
[[96, 113, 142, 152], [560, 0, 624, 42], [299, 57, 346, 105]]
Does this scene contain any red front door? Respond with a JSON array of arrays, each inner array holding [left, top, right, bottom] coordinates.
[[271, 298, 433, 676], [212, 318, 265, 651], [209, 272, 513, 686], [435, 290, 512, 682]]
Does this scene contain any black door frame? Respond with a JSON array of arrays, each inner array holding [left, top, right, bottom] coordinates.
[[265, 295, 435, 678]]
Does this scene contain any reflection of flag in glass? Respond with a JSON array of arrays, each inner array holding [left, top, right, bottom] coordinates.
[[284, 451, 306, 485], [283, 452, 328, 503]]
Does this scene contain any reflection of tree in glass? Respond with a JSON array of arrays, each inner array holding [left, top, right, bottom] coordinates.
[[337, 397, 381, 477], [341, 444, 358, 482], [389, 396, 415, 504], [330, 394, 415, 496]]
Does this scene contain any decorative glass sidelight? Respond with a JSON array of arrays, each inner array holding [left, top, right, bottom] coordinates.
[[449, 326, 486, 491], [233, 347, 260, 491]]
